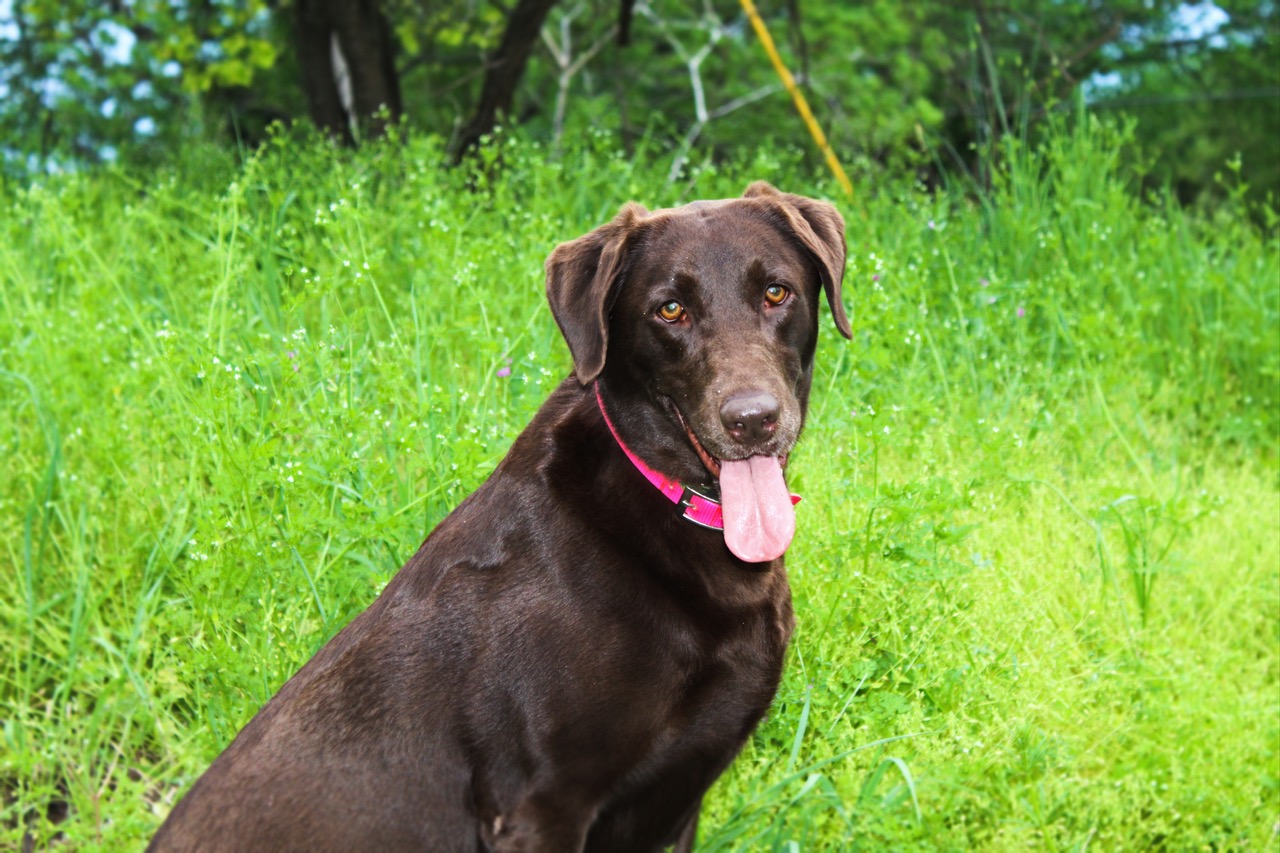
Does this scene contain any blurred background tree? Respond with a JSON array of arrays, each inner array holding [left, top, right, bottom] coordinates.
[[0, 0, 1275, 204]]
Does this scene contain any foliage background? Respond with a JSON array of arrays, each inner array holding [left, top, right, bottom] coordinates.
[[2, 1, 1278, 203]]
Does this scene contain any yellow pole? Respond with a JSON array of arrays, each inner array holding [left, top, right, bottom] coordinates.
[[739, 0, 853, 198]]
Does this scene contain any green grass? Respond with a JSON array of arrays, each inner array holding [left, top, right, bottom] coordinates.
[[1, 120, 1276, 850]]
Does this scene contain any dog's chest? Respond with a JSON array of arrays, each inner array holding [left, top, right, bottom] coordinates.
[[579, 593, 791, 850], [639, 579, 792, 758]]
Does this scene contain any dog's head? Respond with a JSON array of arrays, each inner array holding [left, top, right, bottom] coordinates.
[[545, 182, 848, 562]]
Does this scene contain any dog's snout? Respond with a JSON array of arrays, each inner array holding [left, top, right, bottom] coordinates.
[[720, 391, 780, 444]]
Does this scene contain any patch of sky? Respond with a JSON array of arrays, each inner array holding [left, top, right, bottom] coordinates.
[[35, 72, 70, 108], [1171, 1, 1230, 48], [1088, 2, 1231, 98], [198, 40, 225, 62], [1083, 71, 1124, 99], [0, 0, 15, 41], [91, 19, 137, 65]]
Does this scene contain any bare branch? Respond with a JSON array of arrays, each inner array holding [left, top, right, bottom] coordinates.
[[542, 4, 619, 145]]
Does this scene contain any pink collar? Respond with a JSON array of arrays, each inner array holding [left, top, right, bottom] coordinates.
[[594, 384, 800, 530]]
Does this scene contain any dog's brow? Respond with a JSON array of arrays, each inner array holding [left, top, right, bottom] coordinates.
[[744, 258, 790, 284], [671, 271, 701, 293]]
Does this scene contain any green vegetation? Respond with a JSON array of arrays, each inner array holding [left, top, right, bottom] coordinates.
[[1, 118, 1276, 849], [5, 2, 1278, 207]]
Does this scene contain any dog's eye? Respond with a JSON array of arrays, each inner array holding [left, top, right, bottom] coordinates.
[[764, 284, 790, 306], [657, 301, 686, 322]]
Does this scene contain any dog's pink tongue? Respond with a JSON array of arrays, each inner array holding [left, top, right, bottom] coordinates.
[[719, 456, 795, 563]]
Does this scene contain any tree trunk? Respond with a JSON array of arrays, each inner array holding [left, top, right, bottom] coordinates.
[[452, 0, 560, 160], [619, 0, 636, 46], [294, 0, 401, 144]]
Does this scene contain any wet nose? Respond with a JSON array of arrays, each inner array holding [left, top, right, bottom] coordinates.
[[720, 391, 780, 445]]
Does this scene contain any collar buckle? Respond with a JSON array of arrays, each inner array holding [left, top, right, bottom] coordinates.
[[677, 485, 724, 530], [677, 484, 715, 510]]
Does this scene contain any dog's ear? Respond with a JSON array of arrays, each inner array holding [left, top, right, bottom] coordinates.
[[545, 203, 648, 384], [743, 182, 851, 339]]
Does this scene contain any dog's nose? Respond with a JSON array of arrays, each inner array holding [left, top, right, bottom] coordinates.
[[720, 391, 780, 445]]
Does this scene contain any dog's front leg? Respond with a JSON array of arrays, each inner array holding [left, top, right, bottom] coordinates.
[[671, 799, 701, 853], [481, 791, 595, 853]]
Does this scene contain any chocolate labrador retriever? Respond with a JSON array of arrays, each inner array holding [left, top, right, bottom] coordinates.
[[149, 181, 849, 852]]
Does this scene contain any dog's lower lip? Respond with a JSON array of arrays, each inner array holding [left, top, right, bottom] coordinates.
[[679, 410, 722, 478], [665, 399, 720, 478]]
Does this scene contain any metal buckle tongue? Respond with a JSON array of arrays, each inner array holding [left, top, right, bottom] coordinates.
[[678, 484, 723, 530]]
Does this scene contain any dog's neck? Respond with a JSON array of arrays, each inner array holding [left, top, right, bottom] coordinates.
[[591, 376, 718, 497], [594, 382, 727, 529], [592, 380, 801, 534]]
